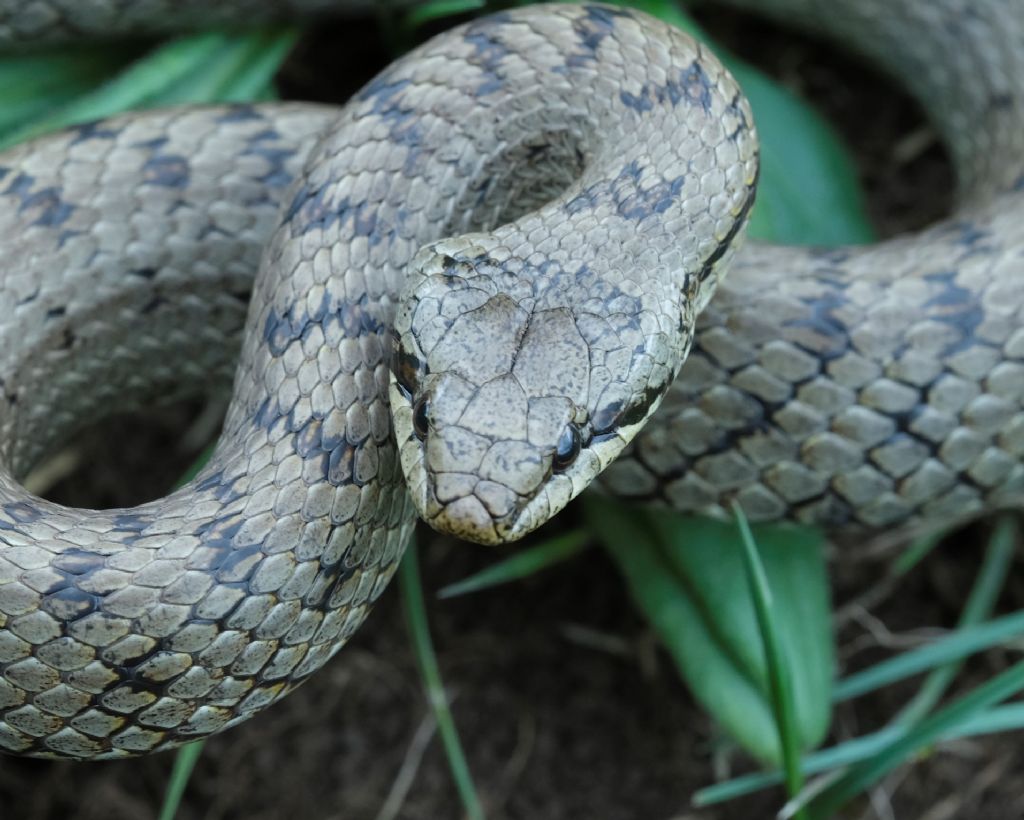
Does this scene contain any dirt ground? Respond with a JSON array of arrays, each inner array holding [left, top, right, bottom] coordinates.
[[4, 6, 1022, 820]]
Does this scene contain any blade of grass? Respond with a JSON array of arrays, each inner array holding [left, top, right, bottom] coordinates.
[[834, 608, 1024, 703], [732, 503, 807, 819], [399, 543, 485, 820], [895, 517, 1017, 725], [696, 699, 1024, 806], [157, 741, 206, 820], [154, 29, 298, 104], [807, 658, 1024, 818], [437, 530, 589, 599]]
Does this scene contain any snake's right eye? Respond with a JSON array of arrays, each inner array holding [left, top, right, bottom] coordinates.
[[553, 423, 582, 472], [413, 395, 431, 441]]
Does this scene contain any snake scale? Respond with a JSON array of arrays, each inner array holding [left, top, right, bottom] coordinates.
[[0, 0, 1021, 760]]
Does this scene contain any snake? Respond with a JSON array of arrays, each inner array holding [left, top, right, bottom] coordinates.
[[0, 0, 1020, 761]]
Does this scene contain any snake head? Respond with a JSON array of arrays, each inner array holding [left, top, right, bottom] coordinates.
[[390, 237, 685, 545]]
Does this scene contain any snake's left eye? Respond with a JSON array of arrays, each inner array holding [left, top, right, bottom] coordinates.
[[553, 423, 582, 472], [413, 395, 431, 441], [392, 344, 423, 400]]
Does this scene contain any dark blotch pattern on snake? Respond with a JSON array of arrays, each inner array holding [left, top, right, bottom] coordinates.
[[0, 0, 1021, 759]]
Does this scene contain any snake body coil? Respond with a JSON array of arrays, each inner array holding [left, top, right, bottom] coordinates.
[[0, 1, 1021, 759]]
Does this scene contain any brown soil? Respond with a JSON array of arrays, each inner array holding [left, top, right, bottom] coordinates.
[[5, 6, 1021, 820]]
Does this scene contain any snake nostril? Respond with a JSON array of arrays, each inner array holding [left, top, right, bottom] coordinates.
[[412, 395, 431, 441]]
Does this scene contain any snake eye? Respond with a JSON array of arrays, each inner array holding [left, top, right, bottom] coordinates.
[[392, 345, 422, 401], [412, 395, 431, 441], [553, 423, 582, 472]]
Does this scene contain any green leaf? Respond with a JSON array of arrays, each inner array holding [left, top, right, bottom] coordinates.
[[695, 517, 1019, 808], [0, 45, 141, 138], [0, 29, 297, 150], [588, 499, 833, 765], [404, 0, 487, 29]]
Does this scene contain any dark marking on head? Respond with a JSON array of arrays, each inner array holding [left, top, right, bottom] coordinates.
[[45, 306, 66, 319]]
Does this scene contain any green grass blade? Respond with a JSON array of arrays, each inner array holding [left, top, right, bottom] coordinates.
[[890, 528, 950, 577], [154, 29, 299, 104], [437, 530, 589, 599], [834, 608, 1024, 703], [696, 697, 1024, 807], [158, 741, 206, 820], [808, 659, 1024, 817], [732, 504, 807, 817], [895, 517, 1017, 725], [399, 543, 485, 820]]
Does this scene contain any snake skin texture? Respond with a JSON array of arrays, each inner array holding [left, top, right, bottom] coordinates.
[[0, 0, 1021, 759], [0, 4, 758, 758]]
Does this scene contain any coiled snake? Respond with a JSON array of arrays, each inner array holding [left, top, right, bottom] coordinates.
[[0, 0, 1021, 759]]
